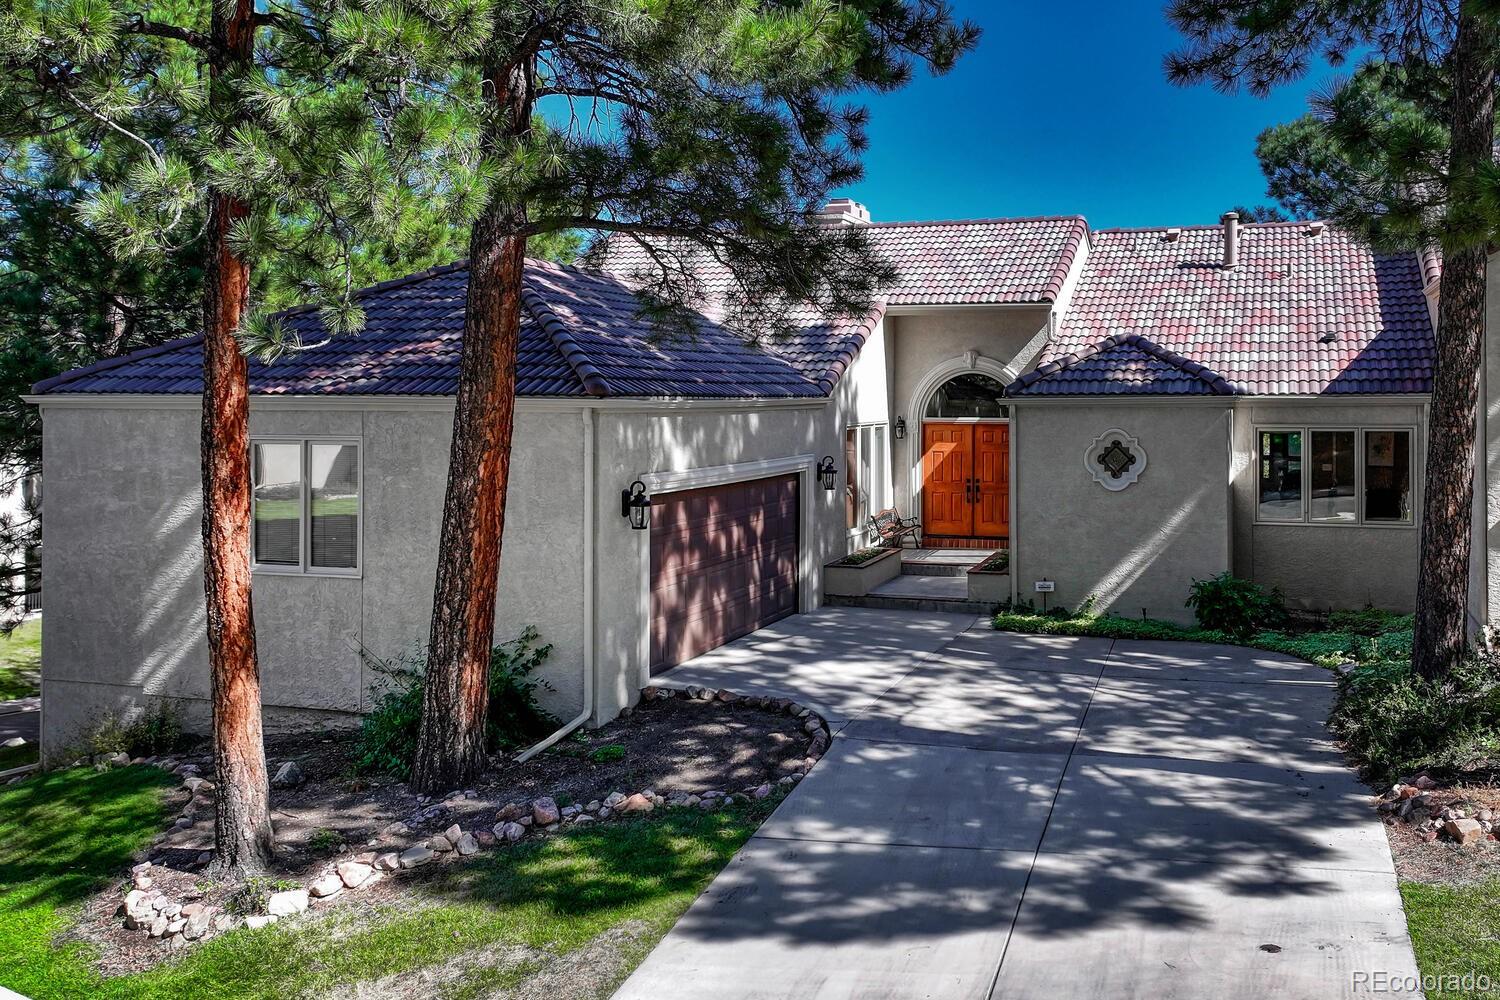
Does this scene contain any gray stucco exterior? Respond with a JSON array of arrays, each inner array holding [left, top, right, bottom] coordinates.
[[38, 390, 851, 761]]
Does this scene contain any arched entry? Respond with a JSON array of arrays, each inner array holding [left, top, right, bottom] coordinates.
[[915, 370, 1011, 545]]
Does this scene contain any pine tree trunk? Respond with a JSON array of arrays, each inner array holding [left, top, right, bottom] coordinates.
[[411, 59, 534, 794], [203, 0, 274, 874], [1411, 8, 1497, 682]]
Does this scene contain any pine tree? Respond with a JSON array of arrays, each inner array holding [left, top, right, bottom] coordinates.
[[1166, 0, 1499, 681], [0, 0, 482, 873], [328, 0, 980, 792]]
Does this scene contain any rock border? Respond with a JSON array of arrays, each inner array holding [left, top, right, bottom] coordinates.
[[114, 688, 831, 950]]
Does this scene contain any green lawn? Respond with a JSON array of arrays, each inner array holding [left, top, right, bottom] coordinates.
[[1401, 880, 1500, 999], [0, 616, 40, 701], [1, 764, 772, 999]]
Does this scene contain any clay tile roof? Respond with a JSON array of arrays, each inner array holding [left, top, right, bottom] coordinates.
[[1007, 334, 1238, 396], [1041, 223, 1434, 396], [601, 215, 1089, 307], [34, 259, 879, 400]]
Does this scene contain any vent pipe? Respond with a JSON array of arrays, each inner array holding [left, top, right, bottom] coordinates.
[[1221, 211, 1240, 269]]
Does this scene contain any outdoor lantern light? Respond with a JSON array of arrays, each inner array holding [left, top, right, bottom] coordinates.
[[621, 480, 651, 530], [894, 416, 907, 440], [817, 455, 838, 492]]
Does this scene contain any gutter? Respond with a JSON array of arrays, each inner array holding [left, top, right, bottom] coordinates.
[[516, 405, 596, 762]]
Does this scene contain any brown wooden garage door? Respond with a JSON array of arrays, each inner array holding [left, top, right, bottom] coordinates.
[[650, 474, 799, 674]]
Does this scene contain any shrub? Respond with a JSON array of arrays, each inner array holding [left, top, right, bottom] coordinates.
[[1330, 652, 1500, 784], [355, 627, 558, 778], [589, 744, 626, 763], [81, 701, 188, 760], [1186, 572, 1284, 638], [1327, 608, 1414, 637], [308, 827, 345, 853]]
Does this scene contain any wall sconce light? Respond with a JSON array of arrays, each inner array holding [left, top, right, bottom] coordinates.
[[817, 456, 838, 492], [621, 480, 651, 530], [894, 416, 907, 440]]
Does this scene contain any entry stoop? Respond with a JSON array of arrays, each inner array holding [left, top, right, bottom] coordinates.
[[826, 566, 1001, 615]]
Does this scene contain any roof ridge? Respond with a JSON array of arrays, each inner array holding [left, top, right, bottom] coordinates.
[[31, 332, 205, 395], [1041, 218, 1091, 302], [518, 280, 613, 398], [861, 213, 1087, 230], [1093, 219, 1331, 235], [1006, 333, 1240, 396]]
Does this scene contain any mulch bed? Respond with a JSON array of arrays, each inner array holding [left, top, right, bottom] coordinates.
[[74, 691, 821, 975]]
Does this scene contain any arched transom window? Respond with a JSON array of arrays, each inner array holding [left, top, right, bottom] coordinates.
[[924, 373, 1009, 419]]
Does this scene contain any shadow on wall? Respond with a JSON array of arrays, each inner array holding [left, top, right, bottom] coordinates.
[[1074, 483, 1210, 616]]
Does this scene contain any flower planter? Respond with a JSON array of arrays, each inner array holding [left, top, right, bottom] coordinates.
[[824, 547, 903, 597], [968, 550, 1010, 603]]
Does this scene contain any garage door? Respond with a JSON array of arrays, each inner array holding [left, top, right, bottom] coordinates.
[[650, 474, 800, 674]]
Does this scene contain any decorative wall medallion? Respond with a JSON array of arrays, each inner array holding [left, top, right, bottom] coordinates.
[[1084, 428, 1147, 492]]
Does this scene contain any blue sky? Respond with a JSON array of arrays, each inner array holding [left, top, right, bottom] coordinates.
[[833, 3, 1339, 229]]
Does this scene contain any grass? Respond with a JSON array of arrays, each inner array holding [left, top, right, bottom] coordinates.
[[0, 616, 40, 701], [0, 763, 775, 999], [991, 606, 1411, 668], [1400, 880, 1500, 998]]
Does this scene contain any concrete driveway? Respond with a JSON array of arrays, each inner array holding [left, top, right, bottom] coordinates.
[[615, 608, 1418, 1000]]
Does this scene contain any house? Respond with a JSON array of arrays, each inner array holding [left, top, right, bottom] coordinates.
[[28, 201, 1456, 759]]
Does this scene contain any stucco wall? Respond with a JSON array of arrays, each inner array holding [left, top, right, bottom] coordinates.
[[1011, 402, 1232, 624], [588, 394, 852, 722], [40, 400, 588, 760], [886, 306, 1050, 512], [1230, 398, 1424, 613]]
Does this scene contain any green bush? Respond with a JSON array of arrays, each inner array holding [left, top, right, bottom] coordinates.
[[1185, 572, 1284, 638], [355, 627, 558, 778], [81, 700, 188, 759], [1328, 608, 1414, 637], [1330, 654, 1500, 783]]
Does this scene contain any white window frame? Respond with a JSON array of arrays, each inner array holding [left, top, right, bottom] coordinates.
[[251, 436, 364, 577], [844, 422, 890, 543], [1252, 424, 1416, 529]]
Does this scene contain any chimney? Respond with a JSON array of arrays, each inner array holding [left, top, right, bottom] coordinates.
[[1221, 211, 1240, 269], [816, 198, 871, 226]]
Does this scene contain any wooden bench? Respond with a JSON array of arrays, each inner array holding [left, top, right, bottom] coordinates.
[[868, 508, 922, 549]]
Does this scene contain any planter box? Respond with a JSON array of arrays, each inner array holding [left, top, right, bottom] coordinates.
[[968, 570, 1010, 603], [824, 547, 903, 597]]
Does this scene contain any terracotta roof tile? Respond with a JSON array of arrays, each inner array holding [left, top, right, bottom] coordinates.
[[35, 259, 873, 400], [1008, 334, 1237, 396], [1041, 223, 1433, 396]]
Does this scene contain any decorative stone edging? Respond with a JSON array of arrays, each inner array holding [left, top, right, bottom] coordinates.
[[116, 688, 831, 950], [1377, 775, 1500, 846]]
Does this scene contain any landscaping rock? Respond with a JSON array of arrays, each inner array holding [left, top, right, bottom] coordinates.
[[149, 915, 168, 938], [475, 829, 496, 848], [456, 832, 479, 856], [245, 915, 278, 930], [443, 823, 463, 842], [272, 761, 305, 788], [752, 782, 771, 799], [495, 821, 526, 842], [373, 852, 400, 872], [382, 821, 411, 837], [430, 834, 454, 853], [309, 874, 343, 899], [573, 814, 595, 825], [532, 796, 560, 825], [183, 907, 214, 940], [585, 800, 601, 812], [267, 889, 309, 916], [619, 793, 654, 814], [715, 689, 738, 703], [1447, 818, 1485, 845], [495, 802, 524, 822], [337, 860, 374, 888], [399, 846, 434, 869], [604, 791, 627, 808]]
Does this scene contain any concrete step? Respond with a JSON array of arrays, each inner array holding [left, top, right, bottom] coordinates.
[[900, 561, 970, 577], [825, 593, 1001, 616]]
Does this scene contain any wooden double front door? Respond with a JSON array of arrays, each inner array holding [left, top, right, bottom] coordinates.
[[922, 422, 1010, 539]]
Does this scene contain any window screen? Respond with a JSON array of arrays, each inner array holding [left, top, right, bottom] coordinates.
[[253, 442, 302, 566], [1258, 431, 1302, 521], [310, 443, 359, 568], [1309, 430, 1356, 523]]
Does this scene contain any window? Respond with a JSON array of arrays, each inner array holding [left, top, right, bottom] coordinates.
[[252, 439, 361, 573], [1256, 427, 1413, 527], [844, 424, 890, 536], [924, 373, 1009, 419]]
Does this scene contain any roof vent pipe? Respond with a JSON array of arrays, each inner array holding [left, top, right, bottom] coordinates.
[[1221, 211, 1240, 269]]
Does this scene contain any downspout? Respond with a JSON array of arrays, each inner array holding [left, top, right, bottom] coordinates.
[[516, 405, 596, 762]]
